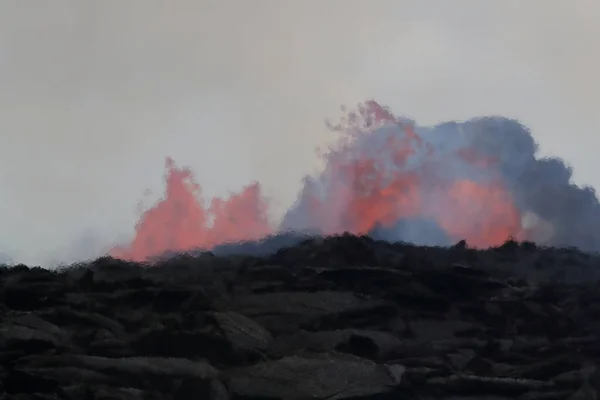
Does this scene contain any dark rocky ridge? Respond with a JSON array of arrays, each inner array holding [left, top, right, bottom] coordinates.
[[0, 234, 599, 399]]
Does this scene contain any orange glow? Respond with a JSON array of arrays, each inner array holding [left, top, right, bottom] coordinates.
[[113, 101, 525, 262]]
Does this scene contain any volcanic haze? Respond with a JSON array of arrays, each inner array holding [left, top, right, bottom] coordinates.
[[112, 101, 600, 262], [1, 1, 600, 265]]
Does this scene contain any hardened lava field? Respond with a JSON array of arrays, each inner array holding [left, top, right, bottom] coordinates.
[[0, 234, 599, 399]]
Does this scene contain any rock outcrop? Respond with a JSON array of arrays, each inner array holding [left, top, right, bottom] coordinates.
[[1, 234, 599, 399]]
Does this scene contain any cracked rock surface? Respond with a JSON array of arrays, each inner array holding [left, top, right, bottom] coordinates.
[[1, 234, 599, 399]]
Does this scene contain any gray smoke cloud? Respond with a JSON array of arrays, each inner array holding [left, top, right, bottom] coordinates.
[[279, 105, 600, 252], [155, 106, 600, 260], [1, 1, 599, 265]]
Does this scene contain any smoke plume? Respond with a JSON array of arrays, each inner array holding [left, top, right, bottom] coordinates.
[[110, 101, 600, 262], [2, 1, 600, 265]]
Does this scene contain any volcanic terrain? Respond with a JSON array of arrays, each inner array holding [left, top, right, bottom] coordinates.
[[1, 234, 599, 399], [2, 101, 600, 399]]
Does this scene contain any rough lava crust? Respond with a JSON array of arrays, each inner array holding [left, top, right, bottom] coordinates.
[[1, 235, 599, 399]]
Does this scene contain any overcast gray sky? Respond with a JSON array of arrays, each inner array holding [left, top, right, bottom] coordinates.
[[0, 0, 598, 265]]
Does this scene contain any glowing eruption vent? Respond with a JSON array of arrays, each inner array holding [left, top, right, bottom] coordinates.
[[112, 101, 526, 262]]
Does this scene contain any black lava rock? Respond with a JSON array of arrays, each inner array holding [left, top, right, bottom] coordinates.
[[0, 234, 599, 399]]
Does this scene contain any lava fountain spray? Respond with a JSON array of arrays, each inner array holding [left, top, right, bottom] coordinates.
[[112, 100, 600, 262]]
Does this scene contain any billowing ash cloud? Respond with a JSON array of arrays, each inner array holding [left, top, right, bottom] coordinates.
[[112, 101, 600, 263], [459, 118, 600, 251], [280, 102, 600, 252]]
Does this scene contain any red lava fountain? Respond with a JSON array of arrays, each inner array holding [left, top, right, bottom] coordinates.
[[110, 158, 272, 262], [112, 101, 525, 262]]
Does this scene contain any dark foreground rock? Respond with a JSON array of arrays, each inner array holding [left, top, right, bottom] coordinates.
[[1, 234, 600, 399]]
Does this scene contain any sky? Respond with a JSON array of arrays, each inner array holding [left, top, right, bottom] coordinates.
[[0, 0, 599, 265]]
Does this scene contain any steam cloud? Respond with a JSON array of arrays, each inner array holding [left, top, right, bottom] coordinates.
[[110, 101, 600, 263], [2, 2, 600, 265], [283, 104, 600, 252], [4, 98, 600, 265]]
